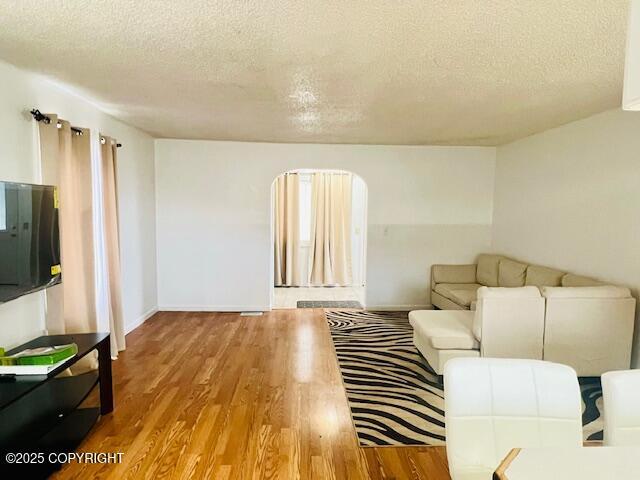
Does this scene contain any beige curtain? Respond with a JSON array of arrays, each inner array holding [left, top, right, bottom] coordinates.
[[100, 136, 125, 356], [38, 115, 64, 332], [274, 173, 305, 286], [308, 172, 353, 286], [37, 119, 97, 335]]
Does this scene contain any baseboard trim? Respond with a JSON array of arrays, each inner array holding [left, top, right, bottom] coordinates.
[[365, 304, 433, 311], [157, 304, 430, 312], [158, 305, 271, 313], [125, 306, 159, 334]]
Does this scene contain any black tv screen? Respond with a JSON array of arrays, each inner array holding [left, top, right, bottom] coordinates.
[[0, 181, 61, 303]]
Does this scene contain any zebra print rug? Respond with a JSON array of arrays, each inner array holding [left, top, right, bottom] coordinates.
[[325, 310, 604, 447]]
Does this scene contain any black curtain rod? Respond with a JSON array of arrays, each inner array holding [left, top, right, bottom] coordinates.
[[30, 108, 122, 147], [30, 109, 51, 124], [30, 109, 82, 135]]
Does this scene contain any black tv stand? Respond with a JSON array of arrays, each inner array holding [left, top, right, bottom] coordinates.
[[0, 333, 112, 477]]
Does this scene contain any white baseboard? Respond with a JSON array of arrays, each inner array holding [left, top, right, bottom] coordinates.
[[365, 304, 433, 311], [125, 306, 159, 334], [157, 304, 430, 312], [158, 305, 271, 313]]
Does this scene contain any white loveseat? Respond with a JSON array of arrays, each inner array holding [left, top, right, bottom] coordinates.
[[409, 287, 544, 375]]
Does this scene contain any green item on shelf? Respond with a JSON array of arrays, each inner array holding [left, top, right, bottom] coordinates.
[[12, 343, 78, 366], [0, 347, 17, 365]]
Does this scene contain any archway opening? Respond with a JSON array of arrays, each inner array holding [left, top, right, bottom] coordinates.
[[270, 169, 368, 309]]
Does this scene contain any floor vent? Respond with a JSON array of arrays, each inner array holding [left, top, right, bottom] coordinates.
[[240, 311, 264, 316]]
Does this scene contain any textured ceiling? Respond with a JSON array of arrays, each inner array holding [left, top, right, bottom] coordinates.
[[0, 1, 630, 145]]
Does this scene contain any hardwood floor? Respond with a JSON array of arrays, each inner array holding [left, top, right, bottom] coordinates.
[[54, 310, 450, 479]]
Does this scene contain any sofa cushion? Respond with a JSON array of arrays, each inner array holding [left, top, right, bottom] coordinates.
[[431, 291, 468, 310], [432, 264, 477, 284], [476, 254, 502, 287], [525, 265, 565, 287], [561, 273, 605, 287], [409, 310, 479, 350], [498, 258, 528, 287], [434, 283, 481, 308]]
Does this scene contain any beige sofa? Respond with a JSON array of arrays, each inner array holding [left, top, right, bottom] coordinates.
[[424, 253, 636, 376], [431, 253, 605, 311]]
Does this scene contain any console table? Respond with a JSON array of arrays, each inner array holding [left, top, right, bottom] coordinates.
[[0, 333, 112, 477]]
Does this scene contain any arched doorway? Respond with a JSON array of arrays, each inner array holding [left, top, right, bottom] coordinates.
[[270, 169, 368, 309]]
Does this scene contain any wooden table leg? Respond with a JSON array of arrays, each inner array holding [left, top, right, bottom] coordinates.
[[494, 448, 520, 480], [97, 335, 113, 414]]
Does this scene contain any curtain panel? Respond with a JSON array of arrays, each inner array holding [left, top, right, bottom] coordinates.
[[100, 136, 126, 356], [37, 118, 97, 335], [274, 173, 305, 286], [308, 172, 353, 286]]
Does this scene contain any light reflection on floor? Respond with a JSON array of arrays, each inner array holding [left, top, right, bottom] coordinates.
[[295, 322, 314, 382]]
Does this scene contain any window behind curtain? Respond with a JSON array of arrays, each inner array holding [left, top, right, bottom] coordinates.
[[299, 173, 312, 244]]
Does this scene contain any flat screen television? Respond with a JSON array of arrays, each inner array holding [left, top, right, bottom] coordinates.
[[0, 181, 61, 303]]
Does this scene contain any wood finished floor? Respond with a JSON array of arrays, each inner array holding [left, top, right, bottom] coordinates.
[[54, 310, 450, 479]]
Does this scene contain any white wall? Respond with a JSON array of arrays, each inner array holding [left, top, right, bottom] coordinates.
[[0, 60, 157, 348], [351, 174, 367, 286], [493, 108, 640, 367], [155, 140, 495, 310]]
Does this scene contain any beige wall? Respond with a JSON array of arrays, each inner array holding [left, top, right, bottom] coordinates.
[[493, 108, 640, 367], [0, 59, 157, 348], [155, 140, 496, 311]]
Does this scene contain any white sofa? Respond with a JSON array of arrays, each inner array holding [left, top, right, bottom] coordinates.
[[409, 287, 544, 375], [444, 358, 583, 480]]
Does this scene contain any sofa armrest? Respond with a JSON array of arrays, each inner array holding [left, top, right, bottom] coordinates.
[[431, 264, 477, 286]]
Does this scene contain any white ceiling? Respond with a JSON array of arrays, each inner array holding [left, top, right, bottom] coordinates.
[[0, 1, 630, 146]]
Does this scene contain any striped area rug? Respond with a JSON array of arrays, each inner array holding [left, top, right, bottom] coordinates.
[[325, 310, 604, 447]]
